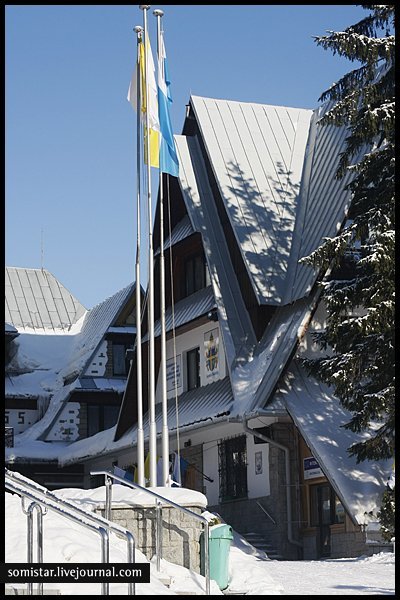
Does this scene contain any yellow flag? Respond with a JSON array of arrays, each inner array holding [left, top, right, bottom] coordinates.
[[127, 35, 159, 168]]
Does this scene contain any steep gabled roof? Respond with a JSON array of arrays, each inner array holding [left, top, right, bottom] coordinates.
[[5, 267, 86, 332], [271, 360, 391, 525], [190, 95, 352, 306], [176, 132, 321, 417], [5, 280, 136, 451], [114, 94, 357, 438]]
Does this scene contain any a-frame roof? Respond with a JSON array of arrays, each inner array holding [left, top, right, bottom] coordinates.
[[114, 93, 356, 441], [190, 95, 353, 306]]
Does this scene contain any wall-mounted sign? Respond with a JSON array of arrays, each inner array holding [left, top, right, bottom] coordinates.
[[204, 328, 219, 379], [166, 354, 182, 391], [255, 451, 263, 475], [303, 456, 323, 480]]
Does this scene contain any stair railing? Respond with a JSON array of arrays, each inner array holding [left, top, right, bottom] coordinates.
[[5, 468, 136, 595], [90, 469, 210, 596], [256, 500, 276, 525], [21, 499, 45, 595], [5, 477, 110, 595]]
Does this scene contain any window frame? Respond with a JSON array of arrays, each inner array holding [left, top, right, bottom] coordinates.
[[186, 346, 200, 391], [183, 253, 210, 297]]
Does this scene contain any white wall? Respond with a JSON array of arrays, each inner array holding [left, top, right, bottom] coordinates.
[[5, 408, 39, 434], [156, 322, 226, 404], [169, 422, 271, 506], [83, 423, 273, 506], [45, 402, 80, 441], [85, 340, 108, 376]]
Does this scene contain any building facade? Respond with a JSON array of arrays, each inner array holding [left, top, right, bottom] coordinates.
[[59, 95, 391, 559]]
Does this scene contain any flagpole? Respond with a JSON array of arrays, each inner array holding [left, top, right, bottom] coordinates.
[[153, 8, 169, 487], [140, 4, 157, 487], [134, 24, 145, 488]]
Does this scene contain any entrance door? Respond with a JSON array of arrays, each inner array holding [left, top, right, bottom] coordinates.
[[310, 484, 332, 557]]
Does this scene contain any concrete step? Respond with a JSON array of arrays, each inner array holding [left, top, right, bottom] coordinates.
[[240, 532, 283, 560]]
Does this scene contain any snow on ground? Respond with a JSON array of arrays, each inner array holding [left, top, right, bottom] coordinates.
[[5, 491, 395, 595]]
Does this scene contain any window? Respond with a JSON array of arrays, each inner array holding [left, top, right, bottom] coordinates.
[[310, 484, 345, 527], [218, 435, 248, 502], [112, 343, 131, 376], [184, 255, 210, 296], [87, 404, 120, 437], [186, 347, 200, 390]]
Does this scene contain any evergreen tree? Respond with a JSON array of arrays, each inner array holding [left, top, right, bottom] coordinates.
[[300, 6, 395, 464], [377, 485, 395, 542]]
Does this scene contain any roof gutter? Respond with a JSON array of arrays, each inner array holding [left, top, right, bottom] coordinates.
[[242, 418, 302, 549]]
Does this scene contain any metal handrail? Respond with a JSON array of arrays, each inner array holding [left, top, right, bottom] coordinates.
[[91, 469, 211, 595], [5, 468, 136, 595], [256, 500, 277, 525], [21, 500, 45, 596], [6, 477, 110, 595]]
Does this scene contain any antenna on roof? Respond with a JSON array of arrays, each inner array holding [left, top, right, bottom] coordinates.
[[41, 228, 44, 271]]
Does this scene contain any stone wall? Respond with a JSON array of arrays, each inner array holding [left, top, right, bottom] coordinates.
[[95, 503, 204, 572]]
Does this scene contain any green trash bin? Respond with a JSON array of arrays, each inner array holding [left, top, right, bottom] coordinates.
[[201, 523, 233, 590]]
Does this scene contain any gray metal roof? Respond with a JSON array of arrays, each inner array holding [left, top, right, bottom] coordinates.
[[143, 284, 216, 341], [5, 281, 136, 444], [152, 376, 233, 435], [5, 267, 86, 332], [176, 134, 257, 368], [190, 95, 352, 306], [60, 372, 289, 466], [154, 214, 196, 256], [273, 360, 392, 525], [59, 376, 233, 466]]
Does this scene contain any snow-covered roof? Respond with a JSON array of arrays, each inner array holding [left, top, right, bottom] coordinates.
[[6, 281, 136, 448], [5, 267, 87, 332], [59, 376, 234, 466], [106, 326, 136, 334], [76, 377, 127, 392], [5, 322, 19, 336], [273, 360, 392, 525], [60, 375, 286, 467]]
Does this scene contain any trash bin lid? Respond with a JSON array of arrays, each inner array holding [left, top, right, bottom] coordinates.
[[209, 523, 233, 539]]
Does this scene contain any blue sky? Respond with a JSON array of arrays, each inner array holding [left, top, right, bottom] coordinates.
[[5, 4, 367, 309]]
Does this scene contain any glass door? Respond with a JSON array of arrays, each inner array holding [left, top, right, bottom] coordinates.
[[310, 483, 332, 557]]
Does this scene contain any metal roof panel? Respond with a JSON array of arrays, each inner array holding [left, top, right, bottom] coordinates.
[[190, 96, 313, 304], [5, 267, 87, 332], [190, 95, 353, 306]]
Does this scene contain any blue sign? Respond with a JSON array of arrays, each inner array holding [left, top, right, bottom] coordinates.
[[303, 456, 323, 480]]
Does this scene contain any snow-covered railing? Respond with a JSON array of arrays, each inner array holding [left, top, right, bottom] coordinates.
[[5, 469, 136, 595], [91, 469, 211, 596]]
